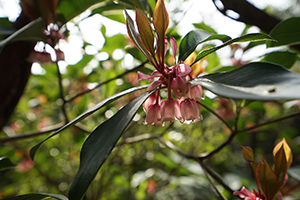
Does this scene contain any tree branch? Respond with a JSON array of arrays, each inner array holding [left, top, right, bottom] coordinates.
[[65, 60, 148, 103], [212, 0, 280, 33]]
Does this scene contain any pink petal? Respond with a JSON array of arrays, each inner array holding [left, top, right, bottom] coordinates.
[[146, 104, 162, 126], [137, 71, 152, 81], [143, 92, 160, 112], [161, 99, 182, 121], [188, 85, 203, 101], [233, 187, 257, 199], [176, 63, 192, 77], [170, 37, 177, 66], [147, 80, 163, 92], [172, 76, 189, 98]]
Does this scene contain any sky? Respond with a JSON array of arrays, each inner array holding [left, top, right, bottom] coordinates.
[[0, 0, 293, 74]]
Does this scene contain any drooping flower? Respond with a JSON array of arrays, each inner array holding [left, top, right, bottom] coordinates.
[[180, 98, 201, 123], [146, 104, 162, 126], [161, 99, 182, 122], [125, 0, 203, 125]]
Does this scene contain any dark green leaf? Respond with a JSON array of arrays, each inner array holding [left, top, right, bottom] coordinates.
[[68, 91, 152, 200], [179, 30, 217, 61], [268, 17, 300, 47], [0, 157, 15, 171], [192, 33, 274, 65], [0, 193, 68, 200], [30, 85, 148, 160], [261, 51, 298, 69], [0, 18, 46, 49], [190, 62, 300, 100]]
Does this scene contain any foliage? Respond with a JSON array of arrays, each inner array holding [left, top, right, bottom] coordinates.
[[1, 0, 300, 200]]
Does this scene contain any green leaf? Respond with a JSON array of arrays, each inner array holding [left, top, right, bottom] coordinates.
[[268, 17, 300, 47], [0, 157, 15, 171], [68, 91, 153, 200], [190, 62, 300, 100], [178, 30, 224, 62], [29, 85, 148, 160], [261, 51, 298, 69], [0, 193, 68, 200], [256, 157, 279, 199], [192, 33, 275, 65], [0, 18, 46, 49], [57, 0, 105, 23]]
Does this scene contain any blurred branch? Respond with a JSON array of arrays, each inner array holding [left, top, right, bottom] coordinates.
[[197, 158, 235, 195], [65, 60, 148, 103], [0, 123, 63, 144], [197, 159, 228, 199], [56, 62, 69, 123], [236, 112, 300, 134], [0, 122, 89, 144], [197, 101, 233, 132], [212, 0, 280, 33], [199, 132, 236, 160]]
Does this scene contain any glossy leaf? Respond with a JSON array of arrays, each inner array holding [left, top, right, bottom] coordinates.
[[125, 9, 152, 62], [0, 157, 15, 171], [261, 51, 298, 69], [190, 62, 300, 100], [30, 85, 148, 160], [268, 17, 300, 47], [178, 30, 229, 62], [152, 0, 169, 61], [1, 193, 68, 200], [135, 8, 155, 55], [0, 18, 46, 49], [273, 138, 293, 169], [68, 91, 153, 200], [273, 146, 287, 187], [241, 146, 254, 162], [192, 33, 274, 65], [256, 157, 279, 200]]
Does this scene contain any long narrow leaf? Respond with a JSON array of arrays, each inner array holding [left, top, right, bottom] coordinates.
[[1, 193, 68, 200], [192, 33, 275, 65], [30, 85, 148, 160], [190, 62, 300, 100], [178, 30, 229, 62], [68, 91, 153, 200]]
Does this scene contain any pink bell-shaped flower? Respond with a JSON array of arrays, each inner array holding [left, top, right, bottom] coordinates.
[[161, 99, 182, 121], [145, 104, 162, 126], [143, 92, 160, 112], [172, 76, 189, 98], [180, 98, 201, 122], [188, 85, 203, 101]]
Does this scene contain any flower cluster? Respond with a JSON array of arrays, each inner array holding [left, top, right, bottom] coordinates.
[[234, 139, 293, 200], [125, 0, 203, 125]]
